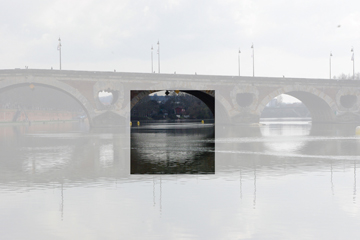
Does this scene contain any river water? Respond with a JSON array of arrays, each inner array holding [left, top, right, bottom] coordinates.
[[0, 121, 360, 239]]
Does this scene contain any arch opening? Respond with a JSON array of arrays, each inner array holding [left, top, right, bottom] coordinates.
[[287, 91, 334, 123], [98, 89, 119, 107], [0, 83, 90, 124], [131, 90, 214, 121], [260, 94, 312, 122], [98, 90, 113, 106], [259, 88, 336, 124]]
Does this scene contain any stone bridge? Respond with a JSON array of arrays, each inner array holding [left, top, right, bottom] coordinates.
[[0, 69, 359, 127]]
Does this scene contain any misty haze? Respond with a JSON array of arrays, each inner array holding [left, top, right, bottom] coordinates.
[[1, 1, 360, 239]]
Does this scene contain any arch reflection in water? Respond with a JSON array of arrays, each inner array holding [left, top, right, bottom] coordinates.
[[260, 122, 311, 153], [131, 121, 215, 174]]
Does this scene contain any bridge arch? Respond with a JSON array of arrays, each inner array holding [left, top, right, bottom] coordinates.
[[130, 89, 231, 124], [131, 90, 214, 114], [130, 79, 234, 123], [0, 77, 97, 125], [256, 85, 336, 123]]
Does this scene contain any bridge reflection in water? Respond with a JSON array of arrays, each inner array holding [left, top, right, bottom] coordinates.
[[131, 120, 215, 174]]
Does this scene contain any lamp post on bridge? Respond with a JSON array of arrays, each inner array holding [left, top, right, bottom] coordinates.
[[157, 41, 160, 74], [238, 49, 241, 76], [351, 47, 355, 79], [329, 52, 332, 79], [151, 46, 153, 73], [251, 43, 254, 77], [57, 38, 62, 70]]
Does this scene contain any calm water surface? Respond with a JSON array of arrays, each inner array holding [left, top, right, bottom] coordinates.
[[131, 121, 215, 174], [0, 121, 360, 239]]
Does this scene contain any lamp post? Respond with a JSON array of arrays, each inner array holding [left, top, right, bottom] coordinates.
[[251, 43, 254, 77], [57, 38, 62, 70], [238, 49, 241, 76], [351, 47, 355, 79], [151, 46, 153, 73], [330, 52, 332, 79], [157, 41, 160, 73]]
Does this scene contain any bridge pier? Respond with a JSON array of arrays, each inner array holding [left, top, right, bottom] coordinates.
[[90, 110, 127, 128], [231, 113, 260, 125], [334, 112, 360, 124]]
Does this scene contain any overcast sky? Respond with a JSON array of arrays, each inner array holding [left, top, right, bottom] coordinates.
[[1, 0, 360, 79]]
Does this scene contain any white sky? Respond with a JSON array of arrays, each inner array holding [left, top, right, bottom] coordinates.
[[1, 0, 360, 79]]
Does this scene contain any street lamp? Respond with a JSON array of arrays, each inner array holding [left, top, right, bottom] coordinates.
[[330, 52, 332, 79], [351, 47, 355, 79], [238, 49, 241, 76], [57, 38, 62, 70], [157, 40, 160, 73], [251, 43, 254, 77], [151, 46, 153, 73]]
